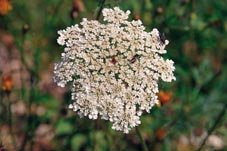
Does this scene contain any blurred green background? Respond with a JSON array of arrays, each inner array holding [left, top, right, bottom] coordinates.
[[0, 0, 227, 151]]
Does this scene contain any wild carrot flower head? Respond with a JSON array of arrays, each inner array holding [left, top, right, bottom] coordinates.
[[54, 7, 175, 133]]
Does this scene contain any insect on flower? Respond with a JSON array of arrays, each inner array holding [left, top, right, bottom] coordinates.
[[110, 57, 117, 65], [159, 32, 166, 45], [129, 54, 139, 64]]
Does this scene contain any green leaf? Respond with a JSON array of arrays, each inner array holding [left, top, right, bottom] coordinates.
[[55, 120, 73, 135], [71, 134, 86, 151]]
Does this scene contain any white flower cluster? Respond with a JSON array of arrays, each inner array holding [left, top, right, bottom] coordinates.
[[54, 7, 175, 133]]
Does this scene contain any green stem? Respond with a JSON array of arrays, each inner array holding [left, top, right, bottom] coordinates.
[[18, 29, 38, 151], [104, 126, 114, 151], [136, 127, 149, 151]]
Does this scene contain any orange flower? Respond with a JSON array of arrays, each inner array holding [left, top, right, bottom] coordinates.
[[0, 0, 12, 15], [2, 75, 13, 92], [156, 128, 167, 140], [158, 91, 172, 105], [70, 0, 84, 19], [73, 0, 84, 12]]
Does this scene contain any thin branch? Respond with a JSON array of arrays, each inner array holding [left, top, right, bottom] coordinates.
[[197, 103, 227, 151]]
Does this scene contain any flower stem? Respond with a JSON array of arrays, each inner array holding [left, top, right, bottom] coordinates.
[[136, 127, 149, 151]]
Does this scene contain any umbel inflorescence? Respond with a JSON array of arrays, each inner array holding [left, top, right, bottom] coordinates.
[[54, 7, 175, 133]]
